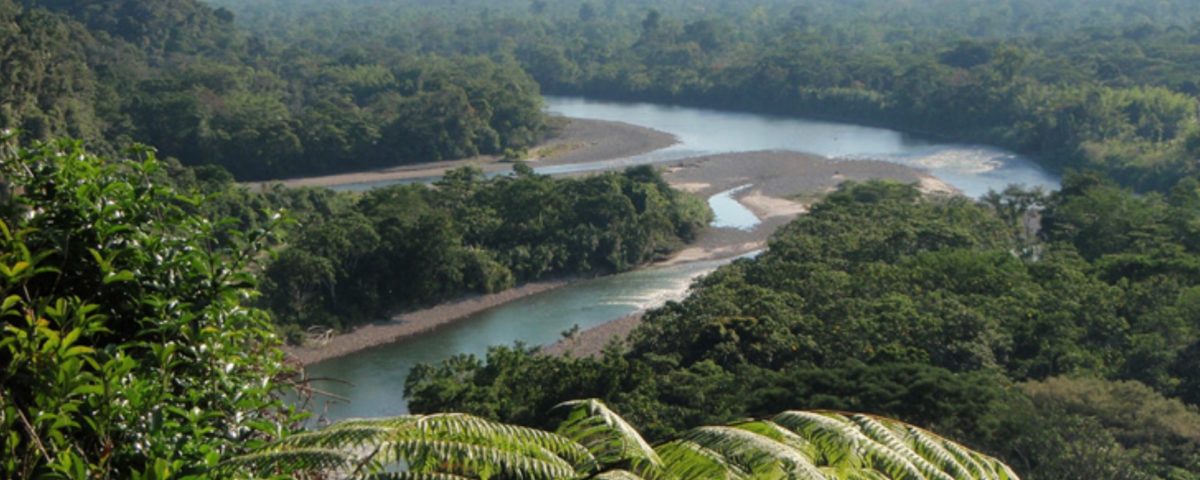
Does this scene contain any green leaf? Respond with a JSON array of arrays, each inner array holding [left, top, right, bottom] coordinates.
[[61, 327, 82, 349], [1, 295, 20, 312], [69, 384, 104, 397], [62, 345, 95, 358], [103, 270, 136, 285], [233, 400, 1021, 479]]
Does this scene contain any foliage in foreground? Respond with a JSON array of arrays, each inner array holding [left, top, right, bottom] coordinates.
[[407, 180, 1200, 479], [0, 136, 293, 477], [227, 398, 1019, 479]]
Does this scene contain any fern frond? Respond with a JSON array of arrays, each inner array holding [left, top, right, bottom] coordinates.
[[383, 437, 577, 480], [851, 414, 954, 480], [835, 469, 894, 480], [362, 473, 474, 480], [655, 439, 749, 480], [939, 439, 993, 479], [269, 424, 396, 451], [555, 399, 662, 469], [731, 420, 818, 459], [771, 410, 1015, 480], [218, 447, 352, 477], [828, 421, 925, 480], [902, 425, 973, 479], [231, 402, 1020, 480], [772, 411, 865, 468], [589, 469, 648, 479], [415, 413, 596, 470], [990, 455, 1015, 479], [679, 426, 826, 479], [992, 458, 1021, 480]]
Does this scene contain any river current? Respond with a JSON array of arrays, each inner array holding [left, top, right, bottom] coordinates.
[[301, 97, 1060, 421]]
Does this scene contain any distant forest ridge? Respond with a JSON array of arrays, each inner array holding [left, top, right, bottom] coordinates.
[[220, 0, 1200, 191], [6, 0, 1200, 187], [213, 0, 1200, 38], [3, 0, 549, 180]]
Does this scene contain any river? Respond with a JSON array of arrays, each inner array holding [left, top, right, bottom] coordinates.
[[301, 97, 1060, 421], [541, 97, 1058, 198]]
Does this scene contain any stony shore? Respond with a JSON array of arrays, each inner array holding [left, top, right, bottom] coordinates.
[[257, 117, 678, 190], [284, 279, 574, 365], [280, 131, 953, 366]]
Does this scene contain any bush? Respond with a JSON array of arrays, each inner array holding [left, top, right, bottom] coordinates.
[[0, 136, 295, 477]]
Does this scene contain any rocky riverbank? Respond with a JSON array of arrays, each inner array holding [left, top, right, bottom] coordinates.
[[256, 117, 677, 190]]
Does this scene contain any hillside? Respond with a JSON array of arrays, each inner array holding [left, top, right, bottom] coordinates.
[[2, 0, 549, 179]]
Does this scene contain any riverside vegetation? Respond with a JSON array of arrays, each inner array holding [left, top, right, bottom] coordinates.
[[0, 133, 1009, 479], [3, 0, 1200, 478], [406, 179, 1200, 479], [2, 0, 711, 336], [256, 164, 711, 337]]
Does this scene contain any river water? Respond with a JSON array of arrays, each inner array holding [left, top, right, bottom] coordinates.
[[303, 257, 732, 421], [301, 97, 1060, 421], [541, 97, 1058, 198], [708, 185, 758, 230]]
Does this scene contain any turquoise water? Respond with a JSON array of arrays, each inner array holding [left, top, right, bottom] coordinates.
[[333, 97, 1059, 198], [299, 97, 1061, 422], [303, 257, 735, 420], [543, 97, 1059, 198]]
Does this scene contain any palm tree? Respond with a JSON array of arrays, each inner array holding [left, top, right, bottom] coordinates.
[[223, 399, 1019, 479]]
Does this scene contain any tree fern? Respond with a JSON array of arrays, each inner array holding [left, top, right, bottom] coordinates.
[[218, 448, 353, 477], [674, 426, 827, 479], [362, 473, 475, 480], [588, 470, 651, 480], [555, 399, 663, 470], [656, 440, 750, 480], [225, 400, 1020, 480]]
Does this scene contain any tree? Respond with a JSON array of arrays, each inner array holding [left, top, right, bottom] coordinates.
[[0, 136, 293, 477], [262, 248, 337, 327], [939, 41, 994, 69], [1002, 377, 1200, 479], [579, 2, 597, 22], [225, 399, 1021, 479]]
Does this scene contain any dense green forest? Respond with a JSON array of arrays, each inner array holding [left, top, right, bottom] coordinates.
[[0, 135, 1013, 480], [144, 156, 709, 337], [10, 0, 1200, 188], [3, 0, 714, 335], [249, 165, 709, 335], [214, 0, 1200, 191], [406, 179, 1200, 479], [1, 0, 548, 179], [7, 0, 1200, 478]]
